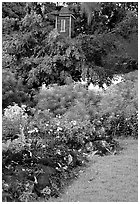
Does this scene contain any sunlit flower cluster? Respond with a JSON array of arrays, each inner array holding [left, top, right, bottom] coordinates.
[[41, 186, 51, 196], [4, 104, 28, 124], [71, 120, 77, 126], [28, 128, 39, 134]]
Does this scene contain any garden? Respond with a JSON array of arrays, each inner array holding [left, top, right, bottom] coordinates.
[[2, 2, 138, 202]]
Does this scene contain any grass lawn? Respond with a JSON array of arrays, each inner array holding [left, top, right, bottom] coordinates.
[[48, 138, 138, 202]]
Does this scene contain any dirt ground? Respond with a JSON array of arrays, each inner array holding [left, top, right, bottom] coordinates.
[[49, 139, 138, 202]]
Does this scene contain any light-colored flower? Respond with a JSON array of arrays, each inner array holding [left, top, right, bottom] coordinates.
[[57, 127, 62, 131], [41, 186, 51, 195], [68, 154, 73, 165], [56, 121, 60, 126], [56, 149, 61, 155], [34, 128, 39, 133], [71, 120, 77, 125], [101, 140, 107, 147], [56, 135, 60, 139], [63, 166, 68, 170], [21, 104, 27, 109], [28, 130, 35, 134]]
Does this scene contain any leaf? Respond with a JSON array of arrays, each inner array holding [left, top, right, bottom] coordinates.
[[66, 47, 71, 57], [2, 140, 11, 151]]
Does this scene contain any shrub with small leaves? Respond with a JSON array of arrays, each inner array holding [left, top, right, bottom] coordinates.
[[2, 104, 28, 141]]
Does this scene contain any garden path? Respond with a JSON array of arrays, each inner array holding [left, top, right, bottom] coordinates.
[[49, 139, 138, 202]]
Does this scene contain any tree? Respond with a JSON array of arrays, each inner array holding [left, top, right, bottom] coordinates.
[[67, 2, 138, 86], [2, 69, 30, 110], [68, 2, 138, 36], [2, 2, 138, 109], [2, 2, 57, 108], [2, 2, 26, 19], [27, 35, 85, 87], [3, 3, 56, 80]]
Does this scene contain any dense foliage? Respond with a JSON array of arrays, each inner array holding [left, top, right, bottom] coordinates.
[[98, 71, 138, 138], [2, 2, 138, 202], [68, 2, 138, 35], [2, 70, 138, 201], [2, 104, 121, 201], [2, 2, 138, 109]]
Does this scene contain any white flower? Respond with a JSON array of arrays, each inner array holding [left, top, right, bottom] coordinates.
[[21, 104, 27, 109], [68, 154, 73, 165], [57, 115, 61, 119], [101, 140, 107, 147], [41, 186, 51, 195], [28, 128, 38, 134], [71, 120, 77, 125], [56, 149, 61, 155], [3, 104, 28, 125], [28, 130, 35, 134], [63, 166, 68, 170], [56, 135, 60, 139], [56, 121, 60, 126], [34, 128, 39, 133], [57, 127, 62, 131]]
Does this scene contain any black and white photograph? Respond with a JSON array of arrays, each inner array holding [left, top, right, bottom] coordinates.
[[2, 1, 138, 202]]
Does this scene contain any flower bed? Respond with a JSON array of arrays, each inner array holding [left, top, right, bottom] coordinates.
[[2, 72, 137, 201], [2, 104, 121, 201]]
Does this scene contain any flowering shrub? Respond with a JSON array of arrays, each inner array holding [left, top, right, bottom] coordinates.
[[2, 103, 120, 201], [4, 103, 27, 120], [2, 104, 28, 141], [102, 111, 138, 139]]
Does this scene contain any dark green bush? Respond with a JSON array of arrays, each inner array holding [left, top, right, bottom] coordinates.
[[2, 70, 31, 110]]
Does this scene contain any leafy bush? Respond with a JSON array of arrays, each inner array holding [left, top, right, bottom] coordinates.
[[3, 101, 120, 201], [2, 69, 31, 110], [98, 71, 138, 138], [2, 17, 20, 34], [36, 83, 101, 117], [2, 104, 28, 141]]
